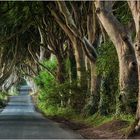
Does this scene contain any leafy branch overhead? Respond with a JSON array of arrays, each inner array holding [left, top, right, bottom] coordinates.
[[0, 1, 140, 138]]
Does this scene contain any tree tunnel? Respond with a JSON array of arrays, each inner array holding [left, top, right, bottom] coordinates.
[[0, 1, 140, 137]]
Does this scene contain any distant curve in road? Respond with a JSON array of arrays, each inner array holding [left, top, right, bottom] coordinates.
[[0, 85, 82, 139]]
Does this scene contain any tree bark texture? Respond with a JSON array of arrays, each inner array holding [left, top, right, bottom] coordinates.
[[95, 1, 138, 114]]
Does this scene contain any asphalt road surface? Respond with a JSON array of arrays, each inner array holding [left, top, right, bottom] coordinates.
[[0, 85, 82, 139]]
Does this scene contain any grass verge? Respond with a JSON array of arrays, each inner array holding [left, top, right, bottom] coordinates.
[[37, 104, 135, 128]]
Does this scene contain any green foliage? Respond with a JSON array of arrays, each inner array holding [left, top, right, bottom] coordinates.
[[0, 91, 8, 108], [35, 58, 87, 114], [8, 86, 18, 96], [35, 64, 79, 116], [38, 105, 76, 118], [96, 40, 118, 77], [96, 40, 119, 115], [114, 114, 135, 122], [0, 2, 32, 35], [35, 60, 57, 108], [84, 114, 113, 126], [36, 73, 85, 113], [42, 57, 57, 71], [0, 92, 8, 101], [113, 1, 132, 25]]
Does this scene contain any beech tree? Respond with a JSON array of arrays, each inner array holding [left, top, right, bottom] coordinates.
[[94, 1, 138, 114], [1, 2, 140, 134], [127, 1, 140, 133]]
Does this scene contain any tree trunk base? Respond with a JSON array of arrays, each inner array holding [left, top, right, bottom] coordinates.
[[125, 119, 139, 139]]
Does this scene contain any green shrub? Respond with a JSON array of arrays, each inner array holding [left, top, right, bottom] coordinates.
[[0, 91, 8, 108], [96, 40, 119, 115], [35, 59, 86, 115], [36, 73, 85, 113]]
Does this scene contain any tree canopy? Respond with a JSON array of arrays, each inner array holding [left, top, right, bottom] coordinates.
[[0, 1, 140, 138]]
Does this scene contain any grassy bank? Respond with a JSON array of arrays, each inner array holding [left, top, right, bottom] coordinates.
[[37, 103, 135, 128], [32, 92, 136, 139]]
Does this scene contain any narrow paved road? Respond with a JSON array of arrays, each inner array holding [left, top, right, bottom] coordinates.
[[0, 85, 82, 139]]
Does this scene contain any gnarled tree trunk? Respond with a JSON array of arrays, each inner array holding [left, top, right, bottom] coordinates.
[[48, 2, 87, 88], [95, 1, 138, 114], [127, 1, 140, 134], [56, 55, 65, 83]]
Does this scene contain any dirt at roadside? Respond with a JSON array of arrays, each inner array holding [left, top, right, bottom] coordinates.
[[48, 116, 130, 139]]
